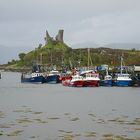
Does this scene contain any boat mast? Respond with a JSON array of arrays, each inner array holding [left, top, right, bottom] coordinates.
[[106, 67, 109, 76], [87, 48, 93, 70], [40, 53, 43, 65], [121, 56, 123, 74], [88, 48, 90, 70]]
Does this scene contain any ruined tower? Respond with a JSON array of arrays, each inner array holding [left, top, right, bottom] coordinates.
[[44, 30, 53, 45], [55, 29, 64, 42]]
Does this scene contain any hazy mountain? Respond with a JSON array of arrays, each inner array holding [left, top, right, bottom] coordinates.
[[0, 45, 34, 64]]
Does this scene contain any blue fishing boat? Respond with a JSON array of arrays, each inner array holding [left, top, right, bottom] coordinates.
[[113, 57, 132, 86], [100, 75, 112, 86], [113, 73, 132, 86], [100, 67, 112, 86], [21, 63, 46, 84], [21, 72, 46, 83], [45, 70, 60, 84]]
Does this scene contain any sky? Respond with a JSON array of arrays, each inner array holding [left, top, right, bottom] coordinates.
[[0, 0, 140, 49]]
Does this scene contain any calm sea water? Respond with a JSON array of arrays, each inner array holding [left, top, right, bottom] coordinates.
[[0, 72, 140, 140]]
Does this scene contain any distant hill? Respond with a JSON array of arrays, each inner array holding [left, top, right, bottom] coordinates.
[[1, 42, 140, 66], [1, 41, 140, 71], [103, 43, 140, 50], [71, 42, 140, 50], [0, 45, 34, 64], [71, 42, 100, 48]]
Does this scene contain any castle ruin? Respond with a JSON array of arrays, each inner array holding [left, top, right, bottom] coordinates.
[[44, 29, 64, 45]]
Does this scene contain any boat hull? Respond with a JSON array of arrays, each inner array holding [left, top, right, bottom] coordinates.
[[62, 80, 71, 86], [21, 76, 46, 84], [83, 80, 100, 87], [45, 75, 60, 84], [69, 81, 84, 87], [60, 75, 72, 82], [113, 80, 131, 87], [100, 80, 112, 86]]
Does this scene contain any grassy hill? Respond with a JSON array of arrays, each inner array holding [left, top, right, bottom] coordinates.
[[2, 40, 140, 72]]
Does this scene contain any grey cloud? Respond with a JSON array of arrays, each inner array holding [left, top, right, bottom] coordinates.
[[0, 0, 140, 47], [65, 9, 140, 45], [1, 0, 139, 22]]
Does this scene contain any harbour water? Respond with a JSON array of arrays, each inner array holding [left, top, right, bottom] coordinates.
[[0, 72, 140, 140]]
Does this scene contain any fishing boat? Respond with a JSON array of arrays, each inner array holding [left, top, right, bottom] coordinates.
[[21, 63, 46, 84], [100, 68, 112, 86], [113, 57, 132, 86], [81, 70, 100, 87], [79, 48, 100, 87], [62, 74, 84, 87], [21, 72, 46, 83], [113, 73, 132, 86], [45, 70, 61, 84], [69, 74, 84, 87], [102, 75, 112, 86]]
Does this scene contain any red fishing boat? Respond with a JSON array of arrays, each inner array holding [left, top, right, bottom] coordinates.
[[81, 70, 100, 87], [62, 74, 84, 87]]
